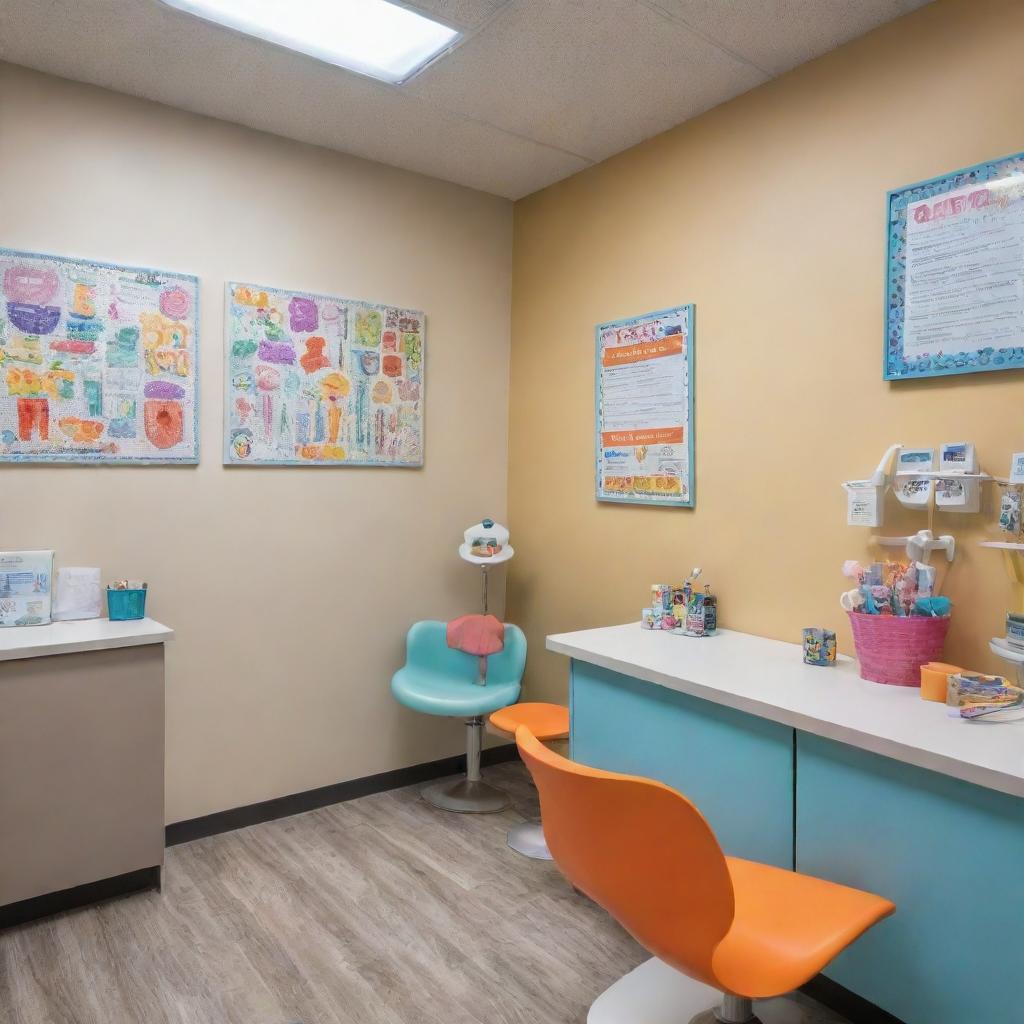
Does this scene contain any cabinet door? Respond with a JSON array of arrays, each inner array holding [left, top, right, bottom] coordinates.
[[796, 731, 1024, 1024], [570, 659, 794, 868], [0, 645, 165, 906]]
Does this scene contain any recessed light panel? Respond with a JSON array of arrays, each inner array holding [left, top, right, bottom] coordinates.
[[159, 0, 461, 84]]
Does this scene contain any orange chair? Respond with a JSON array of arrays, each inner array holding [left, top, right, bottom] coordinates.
[[488, 703, 569, 859], [516, 725, 895, 1024]]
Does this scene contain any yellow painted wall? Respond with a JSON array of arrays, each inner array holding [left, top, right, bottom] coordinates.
[[0, 63, 513, 822], [508, 0, 1024, 701]]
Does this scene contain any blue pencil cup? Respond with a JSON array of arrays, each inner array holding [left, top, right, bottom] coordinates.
[[107, 588, 147, 621]]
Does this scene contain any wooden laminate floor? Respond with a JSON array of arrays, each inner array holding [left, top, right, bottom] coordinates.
[[0, 763, 849, 1024]]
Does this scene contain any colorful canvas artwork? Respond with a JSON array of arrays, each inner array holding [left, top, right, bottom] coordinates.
[[224, 282, 424, 466], [0, 248, 199, 463]]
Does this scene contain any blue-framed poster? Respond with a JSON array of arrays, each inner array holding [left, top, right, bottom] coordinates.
[[885, 151, 1024, 380], [0, 247, 199, 463], [595, 304, 694, 507]]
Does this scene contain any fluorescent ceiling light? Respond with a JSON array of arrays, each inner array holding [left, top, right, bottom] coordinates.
[[160, 0, 461, 84]]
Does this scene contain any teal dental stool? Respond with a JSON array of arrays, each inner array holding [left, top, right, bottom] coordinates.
[[391, 619, 526, 813]]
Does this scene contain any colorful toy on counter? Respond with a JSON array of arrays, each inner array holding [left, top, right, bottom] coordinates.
[[803, 628, 837, 666], [840, 559, 946, 618], [641, 568, 717, 637], [651, 584, 672, 615], [945, 672, 1024, 721]]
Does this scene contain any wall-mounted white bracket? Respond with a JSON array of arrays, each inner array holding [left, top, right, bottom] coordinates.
[[847, 443, 1000, 525], [989, 637, 1024, 686], [873, 529, 955, 564]]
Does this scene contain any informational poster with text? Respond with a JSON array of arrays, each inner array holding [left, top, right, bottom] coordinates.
[[595, 304, 694, 507], [885, 151, 1024, 379]]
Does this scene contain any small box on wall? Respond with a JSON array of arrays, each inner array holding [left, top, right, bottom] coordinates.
[[844, 481, 884, 527]]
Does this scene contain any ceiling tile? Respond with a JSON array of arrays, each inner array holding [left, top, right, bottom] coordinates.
[[0, 0, 585, 198], [406, 0, 767, 162], [651, 0, 931, 75], [405, 0, 514, 32], [0, 0, 934, 197]]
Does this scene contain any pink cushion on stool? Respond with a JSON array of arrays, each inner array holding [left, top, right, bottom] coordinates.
[[489, 702, 569, 740]]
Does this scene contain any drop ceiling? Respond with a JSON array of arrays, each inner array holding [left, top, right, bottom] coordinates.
[[0, 0, 930, 199]]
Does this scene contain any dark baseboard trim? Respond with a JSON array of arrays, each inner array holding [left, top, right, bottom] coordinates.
[[166, 743, 520, 846], [802, 974, 906, 1024], [0, 866, 160, 931]]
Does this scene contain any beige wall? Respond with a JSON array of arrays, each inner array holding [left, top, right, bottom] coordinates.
[[5, 0, 1023, 821], [509, 0, 1024, 702], [0, 63, 513, 823]]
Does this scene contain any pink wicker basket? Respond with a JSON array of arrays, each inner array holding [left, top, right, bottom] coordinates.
[[847, 611, 951, 686]]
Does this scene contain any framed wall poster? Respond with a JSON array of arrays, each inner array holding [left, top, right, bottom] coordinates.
[[0, 248, 199, 463], [885, 151, 1024, 380], [224, 281, 424, 466], [595, 304, 694, 507]]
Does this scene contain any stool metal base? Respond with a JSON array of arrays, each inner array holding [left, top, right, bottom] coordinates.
[[422, 778, 510, 814], [690, 1012, 760, 1024], [507, 821, 553, 860], [589, 958, 841, 1024], [690, 995, 758, 1024], [716, 994, 757, 1023]]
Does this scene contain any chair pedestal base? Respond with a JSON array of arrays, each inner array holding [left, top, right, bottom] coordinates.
[[588, 958, 842, 1024], [422, 778, 509, 814], [421, 717, 510, 814], [507, 821, 553, 860]]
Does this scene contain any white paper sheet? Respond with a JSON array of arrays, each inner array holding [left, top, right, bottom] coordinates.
[[52, 566, 103, 621]]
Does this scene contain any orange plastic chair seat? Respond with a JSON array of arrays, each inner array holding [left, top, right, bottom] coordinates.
[[713, 857, 895, 998], [489, 702, 569, 741], [514, 725, 895, 1003]]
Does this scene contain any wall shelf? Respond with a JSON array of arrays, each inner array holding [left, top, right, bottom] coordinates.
[[894, 471, 993, 481], [990, 637, 1024, 668]]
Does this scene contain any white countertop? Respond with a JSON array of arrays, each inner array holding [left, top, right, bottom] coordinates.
[[548, 624, 1024, 799], [0, 617, 174, 662]]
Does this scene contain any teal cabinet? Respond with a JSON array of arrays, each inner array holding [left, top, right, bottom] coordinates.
[[570, 659, 794, 868], [568, 656, 1024, 1022], [796, 732, 1024, 1024]]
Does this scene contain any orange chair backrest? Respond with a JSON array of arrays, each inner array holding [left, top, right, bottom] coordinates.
[[516, 725, 736, 986]]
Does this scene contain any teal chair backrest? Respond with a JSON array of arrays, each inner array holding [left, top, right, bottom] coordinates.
[[405, 620, 527, 685]]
